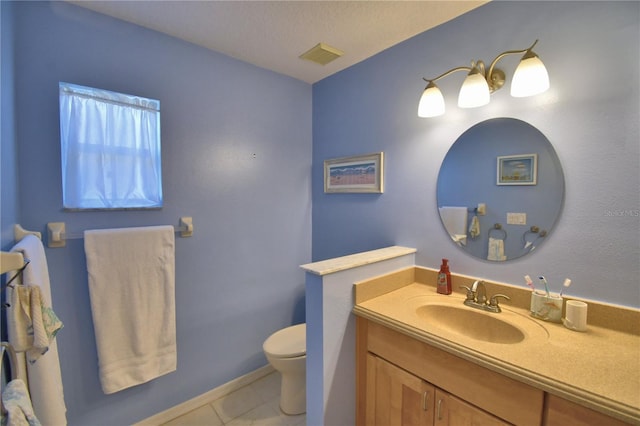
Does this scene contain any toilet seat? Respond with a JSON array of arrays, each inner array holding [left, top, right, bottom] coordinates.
[[263, 323, 306, 359]]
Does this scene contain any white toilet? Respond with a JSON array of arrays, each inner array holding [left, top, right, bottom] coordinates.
[[262, 323, 306, 415]]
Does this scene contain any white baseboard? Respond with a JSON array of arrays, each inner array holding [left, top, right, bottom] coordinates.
[[133, 364, 275, 426]]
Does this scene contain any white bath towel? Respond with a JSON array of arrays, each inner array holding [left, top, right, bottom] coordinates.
[[84, 226, 176, 394], [438, 206, 468, 246], [487, 237, 507, 261], [9, 235, 67, 426]]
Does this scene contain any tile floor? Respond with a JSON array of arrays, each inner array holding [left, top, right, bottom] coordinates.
[[162, 372, 306, 426]]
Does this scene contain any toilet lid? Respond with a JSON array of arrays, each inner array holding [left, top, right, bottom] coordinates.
[[263, 323, 306, 358]]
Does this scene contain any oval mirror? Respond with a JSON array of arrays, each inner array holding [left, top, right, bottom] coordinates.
[[437, 118, 564, 262]]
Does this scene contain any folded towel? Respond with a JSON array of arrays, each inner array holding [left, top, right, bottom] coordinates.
[[84, 226, 176, 394], [8, 285, 63, 363], [450, 234, 467, 246], [469, 215, 480, 240], [487, 237, 507, 261], [439, 207, 469, 246], [2, 379, 42, 426], [10, 235, 67, 426]]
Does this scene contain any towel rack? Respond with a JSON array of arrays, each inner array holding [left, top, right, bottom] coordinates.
[[1, 341, 19, 414], [1, 252, 25, 275], [488, 223, 507, 240], [14, 224, 41, 242], [1, 257, 29, 293], [1, 224, 39, 303], [467, 203, 486, 216], [46, 217, 194, 248], [522, 226, 547, 244]]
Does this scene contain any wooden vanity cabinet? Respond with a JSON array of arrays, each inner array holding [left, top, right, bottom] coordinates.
[[357, 317, 543, 426], [367, 352, 509, 426], [367, 353, 435, 425], [435, 388, 511, 426], [357, 317, 634, 426], [543, 394, 631, 426]]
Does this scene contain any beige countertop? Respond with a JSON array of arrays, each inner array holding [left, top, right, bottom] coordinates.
[[353, 267, 640, 424]]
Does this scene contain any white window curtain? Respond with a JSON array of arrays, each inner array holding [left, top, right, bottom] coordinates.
[[59, 82, 162, 209]]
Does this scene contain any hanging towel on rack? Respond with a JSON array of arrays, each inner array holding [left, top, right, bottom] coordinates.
[[8, 285, 63, 363], [84, 226, 176, 394], [487, 237, 507, 261], [469, 215, 480, 240], [9, 235, 67, 426], [2, 379, 42, 426], [438, 207, 468, 246]]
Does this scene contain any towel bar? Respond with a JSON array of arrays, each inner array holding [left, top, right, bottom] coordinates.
[[0, 252, 25, 275], [14, 224, 41, 242], [46, 217, 194, 248], [466, 203, 486, 216]]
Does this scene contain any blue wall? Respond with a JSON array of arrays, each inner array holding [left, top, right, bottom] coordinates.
[[312, 1, 639, 307], [2, 2, 311, 424], [1, 2, 19, 248], [2, 1, 639, 424]]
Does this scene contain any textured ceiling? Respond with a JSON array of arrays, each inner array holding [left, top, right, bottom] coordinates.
[[67, 1, 486, 84]]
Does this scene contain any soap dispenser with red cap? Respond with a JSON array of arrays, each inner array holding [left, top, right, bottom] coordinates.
[[437, 258, 452, 295]]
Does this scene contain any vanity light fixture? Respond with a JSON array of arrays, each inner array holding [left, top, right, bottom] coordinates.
[[417, 40, 550, 118]]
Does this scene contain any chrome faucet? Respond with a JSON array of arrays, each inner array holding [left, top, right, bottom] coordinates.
[[460, 280, 510, 313], [471, 280, 487, 305]]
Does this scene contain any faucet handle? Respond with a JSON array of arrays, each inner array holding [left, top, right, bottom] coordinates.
[[488, 294, 511, 311], [459, 286, 474, 301]]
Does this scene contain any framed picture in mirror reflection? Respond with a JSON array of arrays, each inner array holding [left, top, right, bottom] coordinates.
[[497, 153, 537, 185]]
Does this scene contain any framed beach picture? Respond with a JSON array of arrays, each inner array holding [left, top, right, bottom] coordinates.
[[324, 152, 384, 193], [497, 153, 537, 185]]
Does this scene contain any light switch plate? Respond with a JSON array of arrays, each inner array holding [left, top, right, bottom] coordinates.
[[507, 213, 527, 225]]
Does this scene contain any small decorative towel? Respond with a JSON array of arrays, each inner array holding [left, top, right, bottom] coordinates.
[[10, 235, 67, 426], [487, 237, 507, 261], [469, 215, 480, 240], [84, 226, 176, 394], [8, 285, 63, 363], [1, 379, 42, 426]]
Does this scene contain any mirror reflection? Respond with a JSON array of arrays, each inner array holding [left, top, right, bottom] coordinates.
[[437, 118, 564, 261]]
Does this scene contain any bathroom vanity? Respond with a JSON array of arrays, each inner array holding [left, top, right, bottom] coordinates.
[[353, 267, 639, 425]]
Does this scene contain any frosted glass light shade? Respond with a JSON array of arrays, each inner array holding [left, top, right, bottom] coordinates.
[[458, 72, 490, 108], [418, 83, 445, 118], [511, 55, 549, 97]]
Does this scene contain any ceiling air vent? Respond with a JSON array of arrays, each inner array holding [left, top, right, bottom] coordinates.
[[299, 43, 344, 66]]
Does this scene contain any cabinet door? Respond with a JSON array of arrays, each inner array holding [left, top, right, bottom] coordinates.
[[543, 394, 631, 426], [434, 388, 509, 426], [368, 354, 435, 426]]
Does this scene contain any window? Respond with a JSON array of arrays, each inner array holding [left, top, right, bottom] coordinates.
[[59, 82, 162, 210]]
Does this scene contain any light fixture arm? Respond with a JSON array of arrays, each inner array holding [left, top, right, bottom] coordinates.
[[422, 66, 471, 84], [486, 39, 540, 92]]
